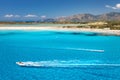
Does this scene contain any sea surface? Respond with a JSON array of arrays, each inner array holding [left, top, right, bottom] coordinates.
[[0, 30, 120, 80], [0, 23, 84, 27]]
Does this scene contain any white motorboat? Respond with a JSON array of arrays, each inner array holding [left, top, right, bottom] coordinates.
[[16, 62, 26, 66], [16, 62, 42, 67]]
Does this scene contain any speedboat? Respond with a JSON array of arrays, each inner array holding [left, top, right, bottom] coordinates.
[[16, 62, 42, 67], [16, 62, 28, 67]]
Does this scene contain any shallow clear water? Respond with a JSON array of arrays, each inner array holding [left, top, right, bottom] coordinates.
[[0, 23, 83, 27], [0, 30, 120, 80]]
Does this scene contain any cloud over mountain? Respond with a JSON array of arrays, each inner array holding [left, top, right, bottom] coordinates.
[[4, 14, 14, 18], [106, 3, 120, 9], [41, 15, 46, 18], [24, 14, 38, 18], [4, 14, 21, 18]]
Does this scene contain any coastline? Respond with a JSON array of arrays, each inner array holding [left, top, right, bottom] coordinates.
[[0, 26, 120, 35]]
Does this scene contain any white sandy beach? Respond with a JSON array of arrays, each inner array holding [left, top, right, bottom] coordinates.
[[0, 26, 120, 35]]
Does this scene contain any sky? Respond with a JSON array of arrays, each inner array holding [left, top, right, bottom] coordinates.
[[0, 0, 120, 21]]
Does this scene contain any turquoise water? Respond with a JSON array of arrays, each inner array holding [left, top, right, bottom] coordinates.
[[0, 23, 83, 27], [0, 30, 120, 80]]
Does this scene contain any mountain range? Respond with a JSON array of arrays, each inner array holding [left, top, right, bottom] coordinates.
[[54, 12, 120, 22]]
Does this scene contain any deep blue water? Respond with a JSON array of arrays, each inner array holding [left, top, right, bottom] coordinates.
[[0, 30, 120, 80]]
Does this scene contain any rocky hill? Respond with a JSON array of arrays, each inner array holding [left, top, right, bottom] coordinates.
[[56, 12, 120, 22]]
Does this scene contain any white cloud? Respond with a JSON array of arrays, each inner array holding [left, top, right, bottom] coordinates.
[[105, 5, 116, 9], [24, 14, 38, 18], [116, 4, 120, 8], [4, 14, 21, 18], [4, 14, 14, 18], [41, 15, 46, 18], [106, 3, 120, 10]]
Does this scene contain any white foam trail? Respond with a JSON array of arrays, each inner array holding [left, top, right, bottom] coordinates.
[[16, 60, 120, 67], [46, 47, 104, 52], [65, 48, 104, 52]]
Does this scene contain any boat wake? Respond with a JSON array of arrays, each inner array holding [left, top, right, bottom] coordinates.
[[16, 60, 120, 68], [64, 48, 104, 52]]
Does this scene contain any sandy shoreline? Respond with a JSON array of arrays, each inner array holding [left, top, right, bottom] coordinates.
[[0, 26, 120, 35]]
